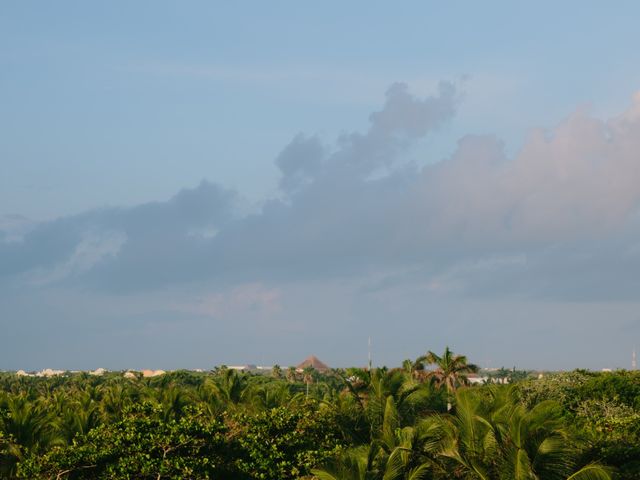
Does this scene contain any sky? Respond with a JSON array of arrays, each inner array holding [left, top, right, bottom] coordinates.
[[2, 2, 640, 371]]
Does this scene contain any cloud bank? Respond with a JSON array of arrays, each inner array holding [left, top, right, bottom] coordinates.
[[3, 82, 640, 369], [4, 82, 640, 296]]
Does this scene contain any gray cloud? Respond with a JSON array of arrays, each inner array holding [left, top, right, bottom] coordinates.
[[276, 134, 325, 194], [0, 214, 34, 242], [3, 84, 640, 303], [0, 181, 236, 290], [276, 81, 458, 194]]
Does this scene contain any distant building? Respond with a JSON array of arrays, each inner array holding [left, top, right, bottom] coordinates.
[[296, 355, 330, 373], [90, 368, 107, 376], [36, 368, 64, 377], [467, 374, 488, 385], [141, 369, 166, 377], [123, 371, 137, 379], [468, 374, 509, 385]]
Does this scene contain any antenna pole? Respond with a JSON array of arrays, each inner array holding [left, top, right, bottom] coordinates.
[[368, 336, 372, 371]]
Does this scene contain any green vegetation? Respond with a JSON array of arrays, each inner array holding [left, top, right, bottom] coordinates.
[[1, 349, 638, 479]]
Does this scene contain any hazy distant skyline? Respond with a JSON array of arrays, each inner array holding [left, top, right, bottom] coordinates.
[[2, 2, 640, 371]]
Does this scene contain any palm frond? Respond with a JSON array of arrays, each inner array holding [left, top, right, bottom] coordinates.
[[565, 464, 613, 480]]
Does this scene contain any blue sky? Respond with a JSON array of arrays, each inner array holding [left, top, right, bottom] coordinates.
[[2, 2, 640, 371]]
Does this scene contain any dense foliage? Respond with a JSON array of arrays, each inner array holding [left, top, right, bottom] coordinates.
[[1, 351, 638, 479]]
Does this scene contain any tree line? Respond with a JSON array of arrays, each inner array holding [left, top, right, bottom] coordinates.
[[1, 348, 639, 479]]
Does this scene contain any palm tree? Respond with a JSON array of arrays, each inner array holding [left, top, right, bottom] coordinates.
[[155, 384, 191, 421], [312, 445, 371, 480], [216, 369, 247, 405], [194, 378, 225, 418], [319, 387, 370, 444], [422, 347, 478, 410], [421, 387, 613, 480], [246, 383, 292, 411], [59, 392, 100, 443], [338, 367, 438, 440], [303, 366, 316, 397], [271, 364, 283, 379], [286, 366, 298, 383], [314, 397, 435, 480], [402, 358, 426, 381], [0, 395, 63, 476]]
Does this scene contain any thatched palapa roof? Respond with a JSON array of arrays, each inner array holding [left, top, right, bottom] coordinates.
[[296, 355, 330, 372]]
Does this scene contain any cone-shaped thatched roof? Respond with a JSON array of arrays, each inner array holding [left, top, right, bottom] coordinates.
[[296, 355, 330, 372]]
